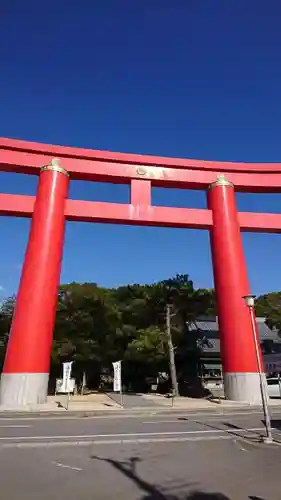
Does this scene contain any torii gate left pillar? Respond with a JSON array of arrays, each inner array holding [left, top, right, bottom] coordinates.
[[0, 160, 69, 407]]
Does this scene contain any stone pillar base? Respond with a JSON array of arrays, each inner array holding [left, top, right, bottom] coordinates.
[[0, 373, 49, 408], [224, 372, 267, 404]]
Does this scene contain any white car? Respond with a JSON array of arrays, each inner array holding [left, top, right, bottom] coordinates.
[[204, 377, 281, 399], [267, 378, 281, 398]]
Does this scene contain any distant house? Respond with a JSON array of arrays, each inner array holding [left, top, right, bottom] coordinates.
[[188, 317, 281, 375]]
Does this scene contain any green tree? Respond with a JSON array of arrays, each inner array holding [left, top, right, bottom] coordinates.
[[255, 292, 281, 333], [0, 296, 15, 368], [0, 275, 217, 392]]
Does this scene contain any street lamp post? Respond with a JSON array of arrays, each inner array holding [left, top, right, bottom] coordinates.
[[166, 304, 179, 399], [242, 294, 273, 444]]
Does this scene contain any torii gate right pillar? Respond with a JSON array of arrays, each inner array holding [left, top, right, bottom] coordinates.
[[208, 176, 264, 403]]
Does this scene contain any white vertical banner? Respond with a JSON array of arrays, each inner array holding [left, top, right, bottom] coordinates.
[[62, 361, 73, 393], [112, 360, 122, 392]]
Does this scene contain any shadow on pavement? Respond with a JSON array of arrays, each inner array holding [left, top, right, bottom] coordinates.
[[91, 454, 262, 499], [142, 493, 230, 500], [268, 419, 281, 430], [259, 420, 281, 443], [177, 417, 264, 443], [222, 422, 263, 441]]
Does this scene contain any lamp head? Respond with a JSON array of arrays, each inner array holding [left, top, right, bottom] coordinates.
[[242, 294, 256, 308]]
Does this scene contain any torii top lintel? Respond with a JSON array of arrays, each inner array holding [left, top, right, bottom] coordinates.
[[1, 137, 281, 192]]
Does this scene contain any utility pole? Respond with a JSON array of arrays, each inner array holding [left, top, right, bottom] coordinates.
[[166, 304, 179, 397]]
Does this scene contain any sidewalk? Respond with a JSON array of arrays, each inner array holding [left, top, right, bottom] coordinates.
[[0, 392, 279, 415], [141, 393, 281, 410]]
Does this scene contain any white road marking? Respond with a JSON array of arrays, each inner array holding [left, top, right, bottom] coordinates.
[[233, 438, 248, 451], [2, 433, 281, 449], [0, 425, 32, 428], [0, 427, 266, 441], [238, 445, 248, 452], [141, 413, 274, 424], [142, 420, 183, 424], [52, 461, 82, 471]]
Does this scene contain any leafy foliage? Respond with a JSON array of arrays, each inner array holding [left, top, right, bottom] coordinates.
[[255, 292, 281, 332], [0, 275, 279, 390]]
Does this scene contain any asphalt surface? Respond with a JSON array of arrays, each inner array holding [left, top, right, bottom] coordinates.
[[0, 408, 281, 499]]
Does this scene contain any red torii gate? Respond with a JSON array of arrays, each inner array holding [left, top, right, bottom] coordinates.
[[1, 137, 281, 408]]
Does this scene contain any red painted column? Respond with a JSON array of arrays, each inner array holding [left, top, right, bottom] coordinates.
[[0, 159, 69, 407], [208, 175, 264, 403]]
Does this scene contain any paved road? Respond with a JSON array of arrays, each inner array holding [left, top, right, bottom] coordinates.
[[0, 408, 281, 499]]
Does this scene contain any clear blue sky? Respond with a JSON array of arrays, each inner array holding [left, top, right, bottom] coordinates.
[[1, 0, 281, 297]]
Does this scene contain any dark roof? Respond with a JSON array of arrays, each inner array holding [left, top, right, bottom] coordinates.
[[188, 317, 281, 354]]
